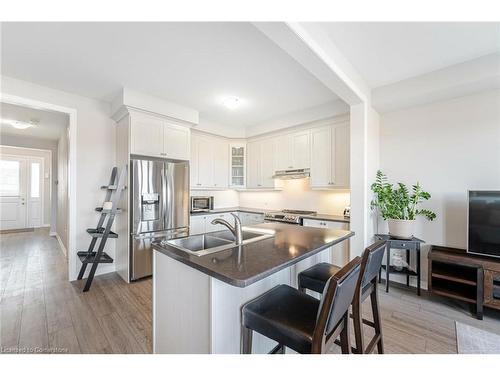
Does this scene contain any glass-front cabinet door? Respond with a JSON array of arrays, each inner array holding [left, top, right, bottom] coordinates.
[[229, 143, 246, 188]]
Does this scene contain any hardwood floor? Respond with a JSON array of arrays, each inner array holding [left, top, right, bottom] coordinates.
[[1, 228, 499, 354], [0, 228, 152, 354]]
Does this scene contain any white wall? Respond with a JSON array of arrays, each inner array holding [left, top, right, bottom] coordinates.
[[1, 75, 116, 280], [0, 143, 53, 230], [379, 89, 500, 286]]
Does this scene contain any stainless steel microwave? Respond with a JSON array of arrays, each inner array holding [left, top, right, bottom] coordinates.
[[190, 196, 214, 213]]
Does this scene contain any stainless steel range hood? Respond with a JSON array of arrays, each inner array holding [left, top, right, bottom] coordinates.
[[272, 168, 310, 180]]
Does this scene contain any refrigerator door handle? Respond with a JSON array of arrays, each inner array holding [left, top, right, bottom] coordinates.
[[161, 162, 167, 229]]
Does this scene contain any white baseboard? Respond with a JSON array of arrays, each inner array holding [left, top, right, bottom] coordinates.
[[41, 224, 51, 228], [54, 232, 68, 257], [49, 231, 57, 236]]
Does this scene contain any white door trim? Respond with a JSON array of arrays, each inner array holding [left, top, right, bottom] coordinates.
[[0, 93, 78, 281]]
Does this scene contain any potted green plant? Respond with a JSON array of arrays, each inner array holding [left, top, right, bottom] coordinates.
[[371, 170, 436, 239]]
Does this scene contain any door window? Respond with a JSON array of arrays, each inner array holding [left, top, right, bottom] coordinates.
[[0, 160, 20, 196], [30, 162, 40, 198]]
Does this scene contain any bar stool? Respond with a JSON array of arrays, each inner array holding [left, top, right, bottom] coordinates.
[[298, 240, 386, 354], [240, 257, 361, 354]]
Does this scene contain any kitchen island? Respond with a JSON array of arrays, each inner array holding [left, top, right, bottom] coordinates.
[[152, 222, 354, 354]]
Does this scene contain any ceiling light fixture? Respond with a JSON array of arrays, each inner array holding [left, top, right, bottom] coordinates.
[[222, 96, 242, 110], [0, 118, 39, 130]]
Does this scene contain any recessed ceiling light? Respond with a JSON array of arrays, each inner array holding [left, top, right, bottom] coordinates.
[[0, 118, 39, 130], [222, 96, 242, 110]]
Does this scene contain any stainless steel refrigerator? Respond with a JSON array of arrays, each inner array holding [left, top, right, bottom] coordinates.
[[130, 157, 189, 280]]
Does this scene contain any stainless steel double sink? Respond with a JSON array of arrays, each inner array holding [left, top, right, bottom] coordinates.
[[162, 228, 275, 257]]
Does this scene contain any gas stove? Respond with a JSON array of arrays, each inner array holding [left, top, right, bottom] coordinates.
[[264, 209, 317, 225]]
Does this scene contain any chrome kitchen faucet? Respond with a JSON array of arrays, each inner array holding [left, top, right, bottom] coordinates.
[[211, 213, 243, 245]]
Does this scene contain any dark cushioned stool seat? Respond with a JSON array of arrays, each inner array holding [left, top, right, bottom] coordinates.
[[298, 262, 341, 294], [242, 284, 320, 353]]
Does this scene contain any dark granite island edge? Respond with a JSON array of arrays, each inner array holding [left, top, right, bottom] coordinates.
[[152, 222, 354, 288]]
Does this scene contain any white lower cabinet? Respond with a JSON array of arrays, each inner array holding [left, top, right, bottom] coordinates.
[[190, 212, 238, 235], [190, 211, 265, 234], [205, 212, 234, 232], [238, 212, 265, 225], [189, 215, 207, 235], [302, 219, 350, 267]]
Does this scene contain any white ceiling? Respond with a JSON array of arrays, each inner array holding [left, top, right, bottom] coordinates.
[[0, 102, 69, 140], [1, 22, 339, 128], [321, 22, 500, 88]]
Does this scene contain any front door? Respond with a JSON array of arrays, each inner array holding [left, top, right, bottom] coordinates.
[[0, 155, 28, 230]]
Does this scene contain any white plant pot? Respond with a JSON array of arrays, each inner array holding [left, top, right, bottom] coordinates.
[[387, 219, 416, 239]]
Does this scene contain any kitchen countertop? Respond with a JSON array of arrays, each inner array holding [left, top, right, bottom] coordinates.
[[152, 222, 354, 287], [190, 206, 350, 223]]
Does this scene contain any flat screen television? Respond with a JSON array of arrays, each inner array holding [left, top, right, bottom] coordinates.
[[468, 190, 500, 258]]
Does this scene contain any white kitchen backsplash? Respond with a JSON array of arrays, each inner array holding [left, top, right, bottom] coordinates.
[[239, 179, 350, 215]]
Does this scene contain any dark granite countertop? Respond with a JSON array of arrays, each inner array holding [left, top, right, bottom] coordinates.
[[190, 206, 350, 223], [190, 206, 275, 216], [152, 222, 354, 287]]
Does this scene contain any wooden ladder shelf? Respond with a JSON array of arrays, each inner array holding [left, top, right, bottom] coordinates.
[[77, 166, 127, 292]]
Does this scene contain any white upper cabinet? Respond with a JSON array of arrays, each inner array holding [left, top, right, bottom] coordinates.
[[290, 130, 311, 169], [190, 132, 229, 189], [246, 139, 275, 189], [212, 138, 229, 188], [260, 138, 275, 187], [229, 143, 246, 188], [130, 111, 190, 160], [246, 141, 261, 189], [332, 122, 350, 188], [310, 126, 332, 187], [310, 122, 350, 188], [194, 135, 214, 187], [274, 135, 291, 171], [273, 130, 311, 171], [130, 113, 164, 157], [163, 121, 191, 160]]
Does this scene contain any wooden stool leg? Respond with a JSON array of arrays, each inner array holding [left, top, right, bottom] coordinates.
[[370, 282, 384, 354], [241, 326, 253, 354], [340, 313, 351, 354], [352, 298, 364, 354]]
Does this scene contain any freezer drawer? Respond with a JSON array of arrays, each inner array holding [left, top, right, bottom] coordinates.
[[131, 228, 188, 281]]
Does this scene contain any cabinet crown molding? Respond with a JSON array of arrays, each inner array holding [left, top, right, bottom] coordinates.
[[111, 88, 199, 126]]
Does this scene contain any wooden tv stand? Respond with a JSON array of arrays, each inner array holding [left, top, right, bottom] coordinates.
[[428, 245, 500, 320]]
